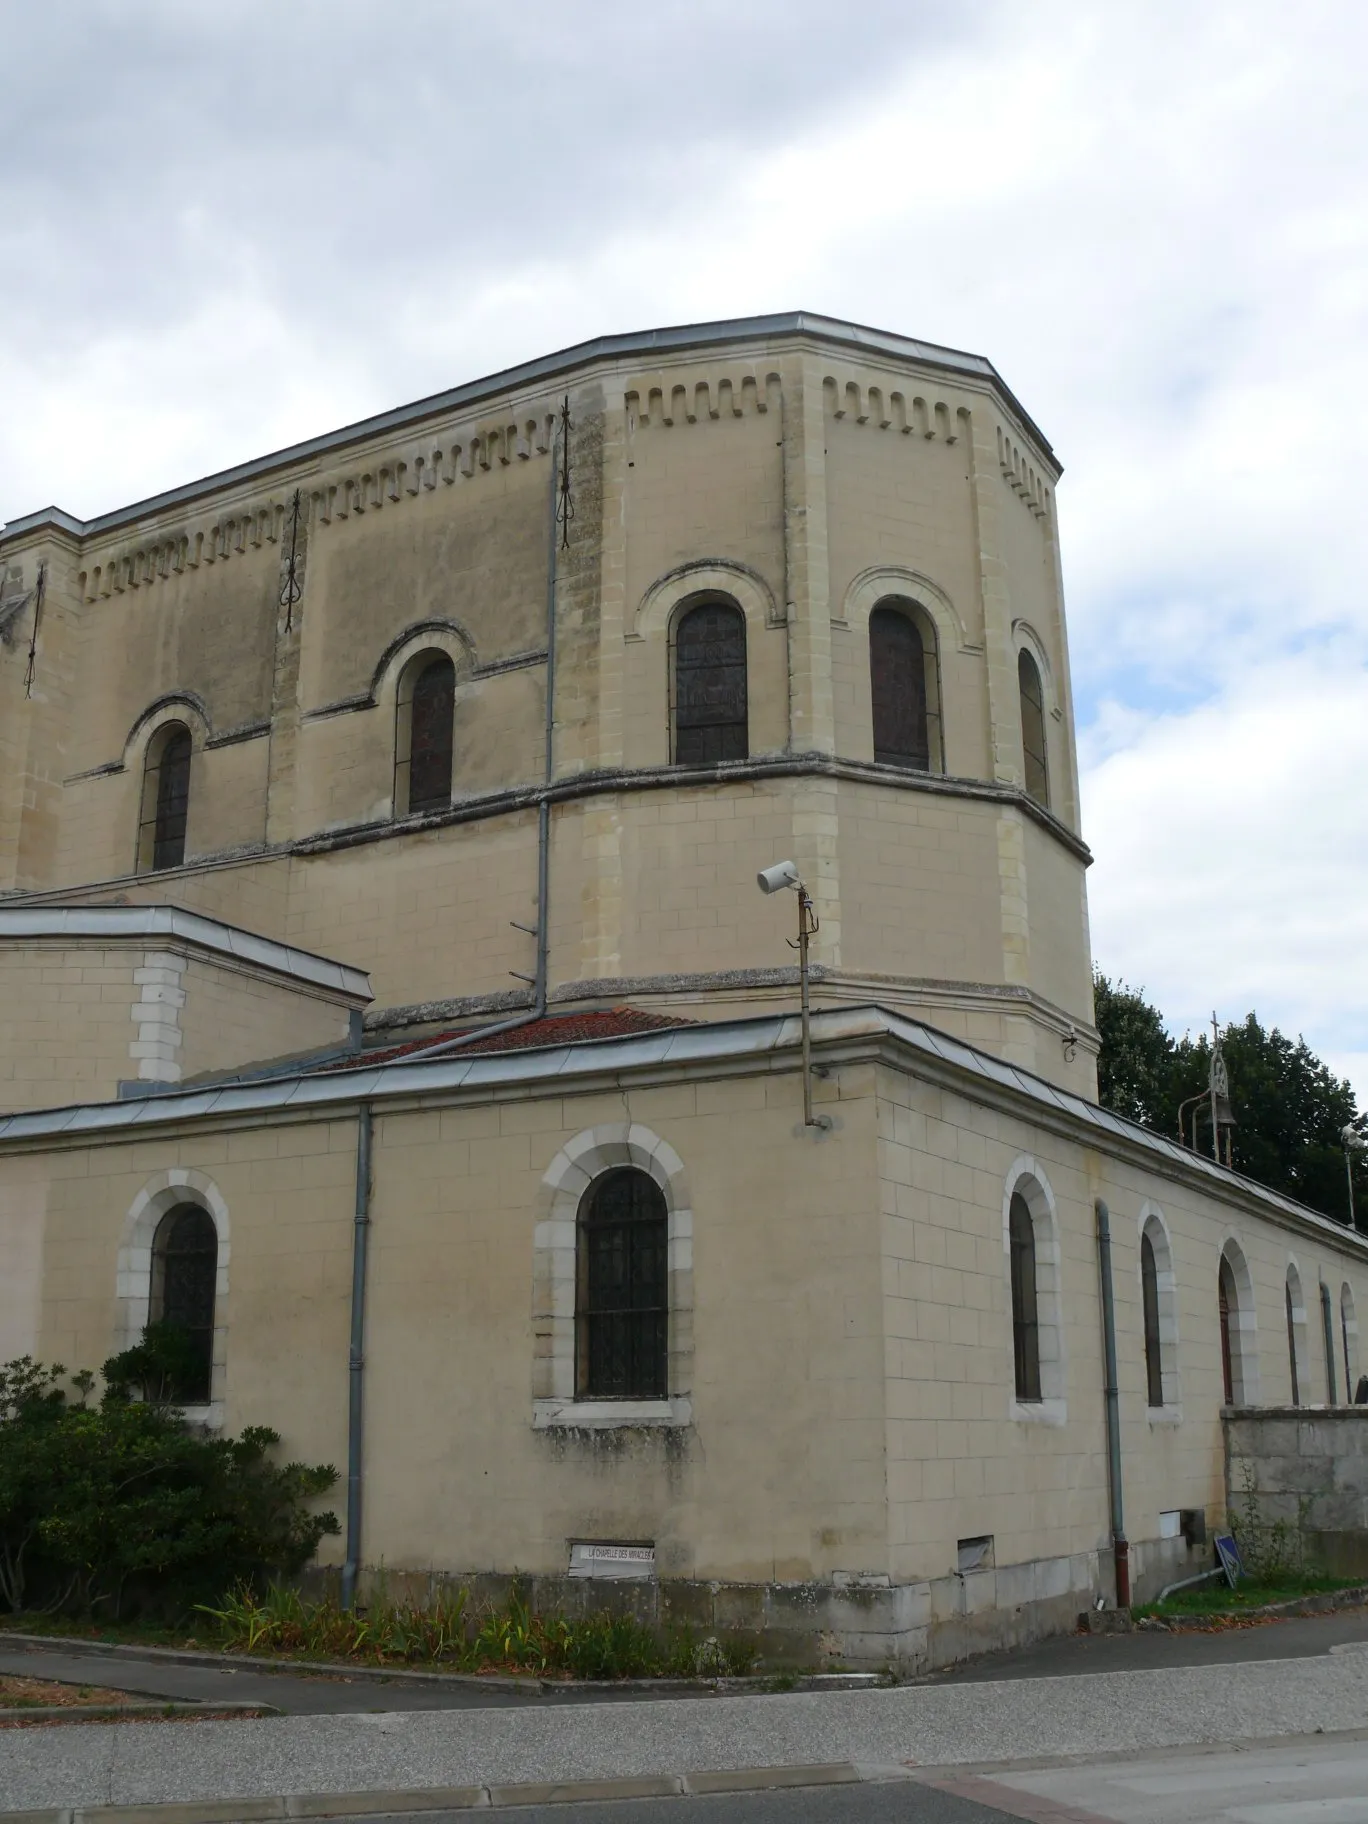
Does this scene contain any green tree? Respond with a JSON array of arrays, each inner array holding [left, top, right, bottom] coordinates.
[[1093, 973, 1366, 1229], [0, 1347, 338, 1619]]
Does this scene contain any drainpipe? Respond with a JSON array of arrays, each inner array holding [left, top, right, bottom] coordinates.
[[340, 1100, 373, 1611], [1095, 1198, 1131, 1607]]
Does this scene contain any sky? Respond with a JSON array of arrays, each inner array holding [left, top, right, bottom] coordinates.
[[3, 0, 1366, 1103]]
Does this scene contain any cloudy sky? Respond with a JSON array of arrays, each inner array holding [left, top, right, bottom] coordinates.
[[4, 0, 1365, 1102]]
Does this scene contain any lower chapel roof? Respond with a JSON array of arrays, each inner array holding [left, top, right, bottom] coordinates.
[[0, 1002, 1362, 1257]]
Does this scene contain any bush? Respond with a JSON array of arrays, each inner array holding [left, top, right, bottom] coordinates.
[[0, 1353, 338, 1620]]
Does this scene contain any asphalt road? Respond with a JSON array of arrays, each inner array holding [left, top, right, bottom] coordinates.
[[919, 1602, 1368, 1682], [0, 1642, 686, 1713]]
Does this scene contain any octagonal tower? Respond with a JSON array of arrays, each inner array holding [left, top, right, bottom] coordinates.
[[0, 314, 1096, 1093]]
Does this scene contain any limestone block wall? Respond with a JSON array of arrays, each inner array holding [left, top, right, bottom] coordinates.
[[0, 943, 138, 1109], [1224, 1409, 1368, 1541], [4, 1016, 1368, 1659], [0, 319, 1096, 1085], [0, 920, 368, 1110], [875, 1060, 1368, 1601]]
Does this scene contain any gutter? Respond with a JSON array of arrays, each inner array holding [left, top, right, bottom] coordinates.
[[1095, 1198, 1130, 1607], [340, 1101, 372, 1611], [332, 406, 569, 1612]]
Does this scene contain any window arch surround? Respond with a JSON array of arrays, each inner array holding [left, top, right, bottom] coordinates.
[[1139, 1205, 1180, 1413], [1017, 647, 1050, 808], [1342, 1283, 1359, 1399], [395, 649, 456, 815], [116, 1169, 230, 1418], [1285, 1260, 1310, 1405], [670, 596, 749, 764], [1217, 1238, 1258, 1407], [132, 704, 207, 874], [1002, 1158, 1066, 1422], [367, 622, 474, 819], [532, 1123, 693, 1428], [868, 599, 943, 772]]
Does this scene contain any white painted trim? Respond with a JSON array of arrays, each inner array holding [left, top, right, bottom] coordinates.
[[1002, 1154, 1067, 1416], [115, 1168, 230, 1411], [0, 905, 371, 1001], [1219, 1234, 1261, 1405], [532, 1396, 692, 1430], [532, 1122, 693, 1421], [1139, 1201, 1181, 1412], [631, 560, 781, 639]]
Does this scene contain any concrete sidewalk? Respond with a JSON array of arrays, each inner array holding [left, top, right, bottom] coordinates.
[[5, 1651, 1368, 1814]]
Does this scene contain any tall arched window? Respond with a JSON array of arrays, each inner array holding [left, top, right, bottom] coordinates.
[[1219, 1254, 1236, 1404], [137, 723, 192, 872], [1141, 1231, 1164, 1409], [576, 1167, 668, 1399], [1009, 1191, 1041, 1402], [673, 600, 748, 764], [150, 1203, 218, 1403], [1218, 1243, 1257, 1406], [1320, 1281, 1339, 1404], [396, 652, 455, 815], [1285, 1265, 1307, 1405], [1017, 648, 1049, 807], [870, 603, 940, 771], [1342, 1284, 1358, 1398]]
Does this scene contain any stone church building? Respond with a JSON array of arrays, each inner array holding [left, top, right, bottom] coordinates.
[[1, 313, 1363, 1666]]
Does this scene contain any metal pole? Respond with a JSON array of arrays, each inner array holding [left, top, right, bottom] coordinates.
[[1095, 1199, 1130, 1608], [1347, 1149, 1357, 1231], [340, 1101, 373, 1612], [798, 886, 814, 1128]]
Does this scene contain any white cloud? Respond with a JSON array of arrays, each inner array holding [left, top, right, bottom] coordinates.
[[1083, 654, 1368, 1103]]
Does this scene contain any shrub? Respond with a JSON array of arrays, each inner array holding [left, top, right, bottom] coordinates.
[[0, 1353, 338, 1620]]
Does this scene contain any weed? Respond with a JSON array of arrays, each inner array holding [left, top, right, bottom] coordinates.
[[197, 1583, 758, 1680]]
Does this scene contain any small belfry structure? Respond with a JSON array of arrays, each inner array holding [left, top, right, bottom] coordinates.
[[1, 314, 1365, 1668]]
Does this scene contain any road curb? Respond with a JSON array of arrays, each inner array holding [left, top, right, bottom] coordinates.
[[0, 1703, 275, 1728], [1149, 1583, 1368, 1629], [0, 1634, 885, 1697], [0, 1763, 865, 1821]]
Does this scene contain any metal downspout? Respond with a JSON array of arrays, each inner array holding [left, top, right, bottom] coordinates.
[[1095, 1197, 1131, 1607], [340, 1100, 373, 1611]]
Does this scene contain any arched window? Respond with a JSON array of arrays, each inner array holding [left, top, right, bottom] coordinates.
[[137, 723, 192, 872], [1017, 648, 1049, 807], [1320, 1281, 1339, 1404], [1342, 1284, 1358, 1398], [870, 603, 940, 771], [673, 600, 748, 764], [1218, 1243, 1256, 1406], [150, 1203, 218, 1403], [393, 652, 455, 816], [1009, 1191, 1041, 1402], [1218, 1255, 1236, 1404], [1285, 1265, 1307, 1405], [576, 1167, 668, 1399], [1141, 1231, 1164, 1409]]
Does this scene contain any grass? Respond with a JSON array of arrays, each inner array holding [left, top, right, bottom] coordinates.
[[1133, 1572, 1365, 1621], [195, 1584, 758, 1679], [1, 1587, 759, 1681]]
